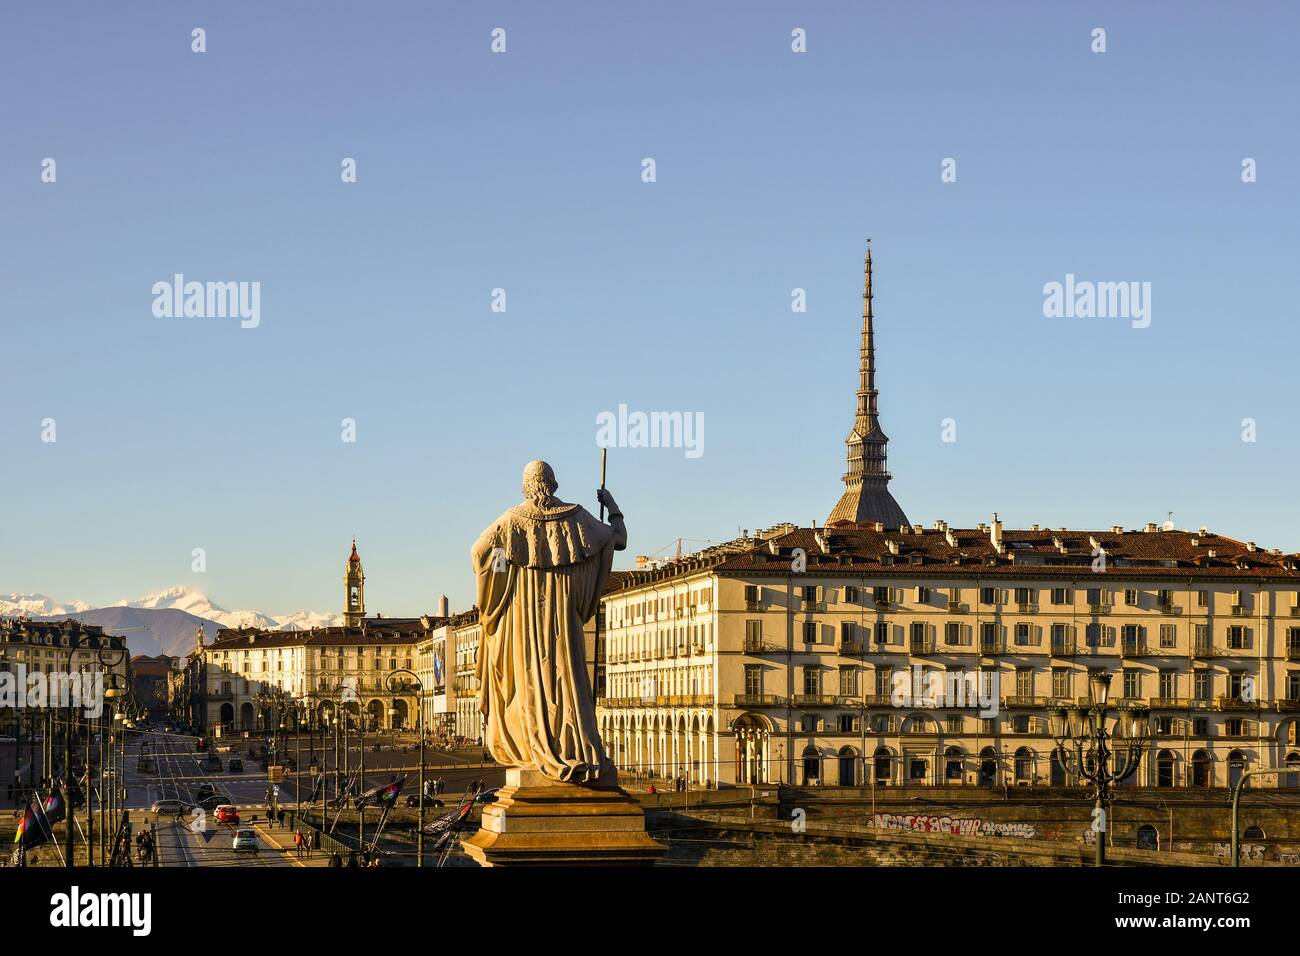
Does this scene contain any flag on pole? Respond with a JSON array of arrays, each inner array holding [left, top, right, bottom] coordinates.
[[355, 776, 404, 809]]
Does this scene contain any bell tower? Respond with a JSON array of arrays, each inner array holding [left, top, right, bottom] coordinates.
[[344, 538, 365, 627]]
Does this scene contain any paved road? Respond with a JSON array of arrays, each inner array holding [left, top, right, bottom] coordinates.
[[113, 727, 502, 866]]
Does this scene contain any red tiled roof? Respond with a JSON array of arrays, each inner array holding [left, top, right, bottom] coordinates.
[[612, 525, 1300, 587]]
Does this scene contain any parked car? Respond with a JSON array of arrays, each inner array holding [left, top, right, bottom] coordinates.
[[150, 798, 189, 815], [475, 788, 500, 805], [214, 805, 240, 825], [405, 794, 444, 808], [229, 758, 244, 773], [231, 828, 259, 853]]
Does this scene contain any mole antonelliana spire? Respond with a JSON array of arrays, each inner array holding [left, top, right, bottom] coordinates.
[[827, 243, 909, 528]]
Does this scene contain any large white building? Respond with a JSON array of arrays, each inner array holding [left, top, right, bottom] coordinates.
[[596, 250, 1300, 791]]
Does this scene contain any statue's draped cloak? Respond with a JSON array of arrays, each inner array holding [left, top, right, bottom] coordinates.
[[472, 500, 616, 784]]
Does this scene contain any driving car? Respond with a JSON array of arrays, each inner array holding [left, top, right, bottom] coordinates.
[[150, 798, 188, 815], [214, 805, 240, 824], [231, 828, 259, 853], [405, 794, 444, 808], [229, 758, 244, 773]]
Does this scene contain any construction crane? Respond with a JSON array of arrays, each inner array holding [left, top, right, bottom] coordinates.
[[634, 538, 721, 569]]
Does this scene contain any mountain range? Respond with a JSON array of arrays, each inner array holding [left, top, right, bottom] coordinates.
[[0, 588, 342, 659]]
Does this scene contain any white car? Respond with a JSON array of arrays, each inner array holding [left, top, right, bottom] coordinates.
[[231, 829, 259, 853]]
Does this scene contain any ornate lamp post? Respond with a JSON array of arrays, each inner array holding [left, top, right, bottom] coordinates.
[[385, 669, 424, 866], [1049, 671, 1151, 866]]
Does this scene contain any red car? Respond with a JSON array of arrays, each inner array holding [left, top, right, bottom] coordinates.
[[214, 805, 240, 824]]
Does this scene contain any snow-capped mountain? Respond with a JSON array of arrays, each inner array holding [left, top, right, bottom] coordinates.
[[0, 587, 342, 658], [0, 592, 93, 617], [117, 586, 342, 632]]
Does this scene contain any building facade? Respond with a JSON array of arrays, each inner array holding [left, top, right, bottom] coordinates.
[[596, 251, 1300, 791], [0, 617, 131, 734], [194, 542, 445, 736]]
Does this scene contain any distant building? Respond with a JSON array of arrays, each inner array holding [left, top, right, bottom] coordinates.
[[192, 541, 448, 736], [131, 654, 179, 714], [0, 618, 130, 737]]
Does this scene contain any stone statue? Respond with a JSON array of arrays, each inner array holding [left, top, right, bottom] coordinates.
[[471, 460, 626, 785]]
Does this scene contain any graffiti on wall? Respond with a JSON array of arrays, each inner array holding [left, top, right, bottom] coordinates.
[[872, 812, 1036, 840]]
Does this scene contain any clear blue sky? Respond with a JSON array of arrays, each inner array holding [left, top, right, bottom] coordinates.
[[2, 1, 1297, 617]]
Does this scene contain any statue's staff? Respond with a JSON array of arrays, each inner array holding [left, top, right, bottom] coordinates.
[[593, 447, 607, 705]]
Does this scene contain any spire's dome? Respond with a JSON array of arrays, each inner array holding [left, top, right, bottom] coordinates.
[[349, 539, 361, 564]]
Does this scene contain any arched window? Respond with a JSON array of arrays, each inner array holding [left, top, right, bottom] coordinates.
[[1228, 749, 1246, 790], [1014, 747, 1033, 783], [1286, 752, 1300, 790], [1136, 824, 1159, 851], [944, 746, 964, 783], [979, 746, 998, 786], [1191, 749, 1211, 787], [802, 746, 821, 786], [873, 747, 892, 786], [1243, 825, 1265, 840], [1157, 749, 1175, 787], [837, 746, 859, 786]]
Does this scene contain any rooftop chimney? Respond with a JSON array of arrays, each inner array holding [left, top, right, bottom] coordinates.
[[990, 513, 1004, 554], [437, 594, 450, 617]]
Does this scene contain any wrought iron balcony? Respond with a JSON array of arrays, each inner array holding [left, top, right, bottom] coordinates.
[[1149, 697, 1191, 709], [979, 638, 1007, 656], [1216, 695, 1260, 712], [1017, 603, 1039, 614], [1003, 695, 1046, 708], [909, 637, 936, 655], [1088, 603, 1111, 615], [732, 693, 786, 707], [838, 639, 863, 655], [793, 694, 838, 707], [1050, 640, 1077, 657]]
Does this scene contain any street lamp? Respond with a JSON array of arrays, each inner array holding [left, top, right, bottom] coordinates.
[[1049, 672, 1150, 866], [385, 669, 424, 867]]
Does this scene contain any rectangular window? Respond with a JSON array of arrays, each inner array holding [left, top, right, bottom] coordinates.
[[1197, 590, 1209, 607], [1085, 623, 1103, 647], [1159, 624, 1177, 648], [1123, 669, 1141, 699], [838, 666, 858, 697], [803, 667, 820, 696], [1228, 626, 1247, 650], [1016, 668, 1033, 697], [873, 586, 890, 605], [875, 668, 892, 697], [803, 621, 817, 643], [944, 621, 961, 645], [844, 586, 859, 604], [1193, 717, 1209, 736], [1014, 623, 1032, 646], [1051, 668, 1070, 699], [945, 714, 962, 734], [874, 621, 889, 644], [980, 586, 997, 605], [1124, 589, 1140, 606], [744, 665, 762, 697], [1194, 671, 1210, 701], [915, 586, 931, 603], [744, 585, 760, 605], [1159, 671, 1176, 699], [1051, 587, 1072, 605], [1015, 587, 1035, 605]]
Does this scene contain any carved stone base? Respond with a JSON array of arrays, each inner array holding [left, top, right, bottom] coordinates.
[[461, 769, 665, 866]]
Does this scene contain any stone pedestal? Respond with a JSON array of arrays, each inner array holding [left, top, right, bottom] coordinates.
[[461, 769, 665, 866]]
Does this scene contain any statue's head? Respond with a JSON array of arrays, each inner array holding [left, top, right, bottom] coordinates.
[[521, 460, 558, 506]]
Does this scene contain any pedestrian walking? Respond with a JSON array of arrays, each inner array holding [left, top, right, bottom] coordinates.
[[328, 851, 342, 867], [294, 830, 304, 858], [346, 850, 359, 868]]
